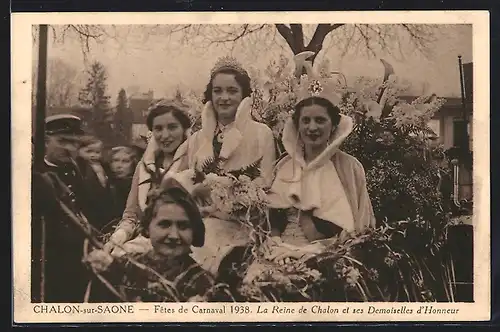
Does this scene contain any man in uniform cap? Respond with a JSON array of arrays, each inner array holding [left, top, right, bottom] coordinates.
[[32, 114, 93, 303]]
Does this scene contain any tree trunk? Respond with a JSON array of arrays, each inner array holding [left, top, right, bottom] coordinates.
[[275, 24, 344, 77], [275, 24, 345, 60]]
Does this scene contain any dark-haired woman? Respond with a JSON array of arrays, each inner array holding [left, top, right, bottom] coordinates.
[[173, 56, 277, 276], [103, 99, 192, 254], [85, 174, 216, 302], [174, 56, 276, 184], [264, 95, 376, 262]]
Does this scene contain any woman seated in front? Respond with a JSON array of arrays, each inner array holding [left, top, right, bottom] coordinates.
[[264, 94, 376, 263], [85, 173, 215, 302]]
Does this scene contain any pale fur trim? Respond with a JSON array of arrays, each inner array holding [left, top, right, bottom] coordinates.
[[268, 113, 356, 231], [193, 97, 253, 166]]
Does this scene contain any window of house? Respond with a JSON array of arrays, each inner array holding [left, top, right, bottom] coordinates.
[[453, 119, 468, 148], [427, 119, 440, 138]]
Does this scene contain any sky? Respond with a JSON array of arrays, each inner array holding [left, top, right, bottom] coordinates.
[[32, 24, 473, 105]]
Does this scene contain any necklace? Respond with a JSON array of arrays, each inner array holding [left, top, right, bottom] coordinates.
[[216, 122, 233, 143]]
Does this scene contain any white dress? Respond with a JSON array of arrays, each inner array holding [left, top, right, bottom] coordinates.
[[190, 217, 253, 276], [280, 209, 311, 247]]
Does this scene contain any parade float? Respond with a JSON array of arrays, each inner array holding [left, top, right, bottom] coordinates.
[[172, 52, 472, 303], [34, 40, 473, 302]]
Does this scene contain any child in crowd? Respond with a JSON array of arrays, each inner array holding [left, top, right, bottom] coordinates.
[[76, 136, 115, 231], [109, 146, 138, 180], [78, 136, 109, 188], [108, 146, 139, 221]]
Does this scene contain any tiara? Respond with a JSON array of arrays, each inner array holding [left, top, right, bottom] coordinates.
[[210, 56, 248, 77], [147, 98, 190, 113]]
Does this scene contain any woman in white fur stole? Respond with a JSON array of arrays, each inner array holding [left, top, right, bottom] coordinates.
[[172, 56, 277, 277], [244, 52, 376, 282]]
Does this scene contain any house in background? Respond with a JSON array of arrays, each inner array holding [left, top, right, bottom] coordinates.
[[129, 90, 154, 147], [400, 61, 473, 204], [431, 96, 473, 202], [436, 61, 473, 204]]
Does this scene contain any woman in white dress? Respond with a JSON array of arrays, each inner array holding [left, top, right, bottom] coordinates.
[[173, 56, 277, 276], [262, 53, 377, 265]]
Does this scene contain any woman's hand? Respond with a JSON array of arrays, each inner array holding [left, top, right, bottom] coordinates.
[[261, 236, 282, 256], [103, 229, 128, 254], [84, 249, 114, 273], [264, 242, 319, 265], [263, 241, 300, 265], [192, 182, 213, 206]]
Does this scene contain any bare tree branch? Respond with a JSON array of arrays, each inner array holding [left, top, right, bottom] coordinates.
[[32, 57, 80, 107], [36, 23, 442, 69]]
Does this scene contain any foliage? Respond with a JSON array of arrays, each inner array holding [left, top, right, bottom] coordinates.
[[37, 24, 440, 66], [78, 61, 116, 146], [339, 94, 448, 224], [78, 61, 111, 109], [32, 57, 79, 107], [249, 57, 451, 225], [113, 88, 133, 145], [204, 217, 460, 302]]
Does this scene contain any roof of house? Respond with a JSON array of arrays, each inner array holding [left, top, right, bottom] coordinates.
[[129, 97, 153, 124]]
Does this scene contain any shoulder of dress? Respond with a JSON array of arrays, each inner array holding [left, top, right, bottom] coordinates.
[[253, 121, 273, 132], [186, 130, 203, 148], [335, 150, 363, 169]]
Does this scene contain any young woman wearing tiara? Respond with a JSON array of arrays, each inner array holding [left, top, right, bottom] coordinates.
[[173, 56, 277, 276]]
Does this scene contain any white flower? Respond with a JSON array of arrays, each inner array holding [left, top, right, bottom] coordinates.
[[238, 175, 251, 183]]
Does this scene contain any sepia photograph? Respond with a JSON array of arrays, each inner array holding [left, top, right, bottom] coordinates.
[[12, 11, 490, 323]]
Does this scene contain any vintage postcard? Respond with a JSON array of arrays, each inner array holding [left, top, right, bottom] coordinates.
[[12, 11, 490, 323]]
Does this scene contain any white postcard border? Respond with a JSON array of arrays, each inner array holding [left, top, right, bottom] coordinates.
[[11, 11, 491, 323]]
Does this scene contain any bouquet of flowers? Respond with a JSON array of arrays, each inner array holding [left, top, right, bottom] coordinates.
[[193, 156, 269, 225]]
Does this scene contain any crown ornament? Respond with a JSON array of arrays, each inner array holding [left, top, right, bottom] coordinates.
[[210, 56, 249, 77], [292, 52, 343, 106]]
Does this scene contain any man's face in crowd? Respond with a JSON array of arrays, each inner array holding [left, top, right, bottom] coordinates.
[[45, 134, 80, 164]]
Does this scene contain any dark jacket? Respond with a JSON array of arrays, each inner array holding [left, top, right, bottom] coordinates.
[[76, 157, 119, 232], [31, 159, 93, 303], [103, 251, 215, 302]]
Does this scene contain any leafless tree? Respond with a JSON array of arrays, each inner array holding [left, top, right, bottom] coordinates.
[[32, 25, 125, 60], [32, 57, 80, 107], [152, 23, 441, 64], [34, 23, 441, 64]]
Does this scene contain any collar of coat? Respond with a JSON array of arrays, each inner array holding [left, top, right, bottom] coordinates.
[[197, 96, 253, 161]]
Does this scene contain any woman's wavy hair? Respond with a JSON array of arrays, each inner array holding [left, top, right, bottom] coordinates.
[[202, 68, 252, 104], [141, 176, 205, 247], [292, 96, 341, 129], [146, 102, 192, 136]]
